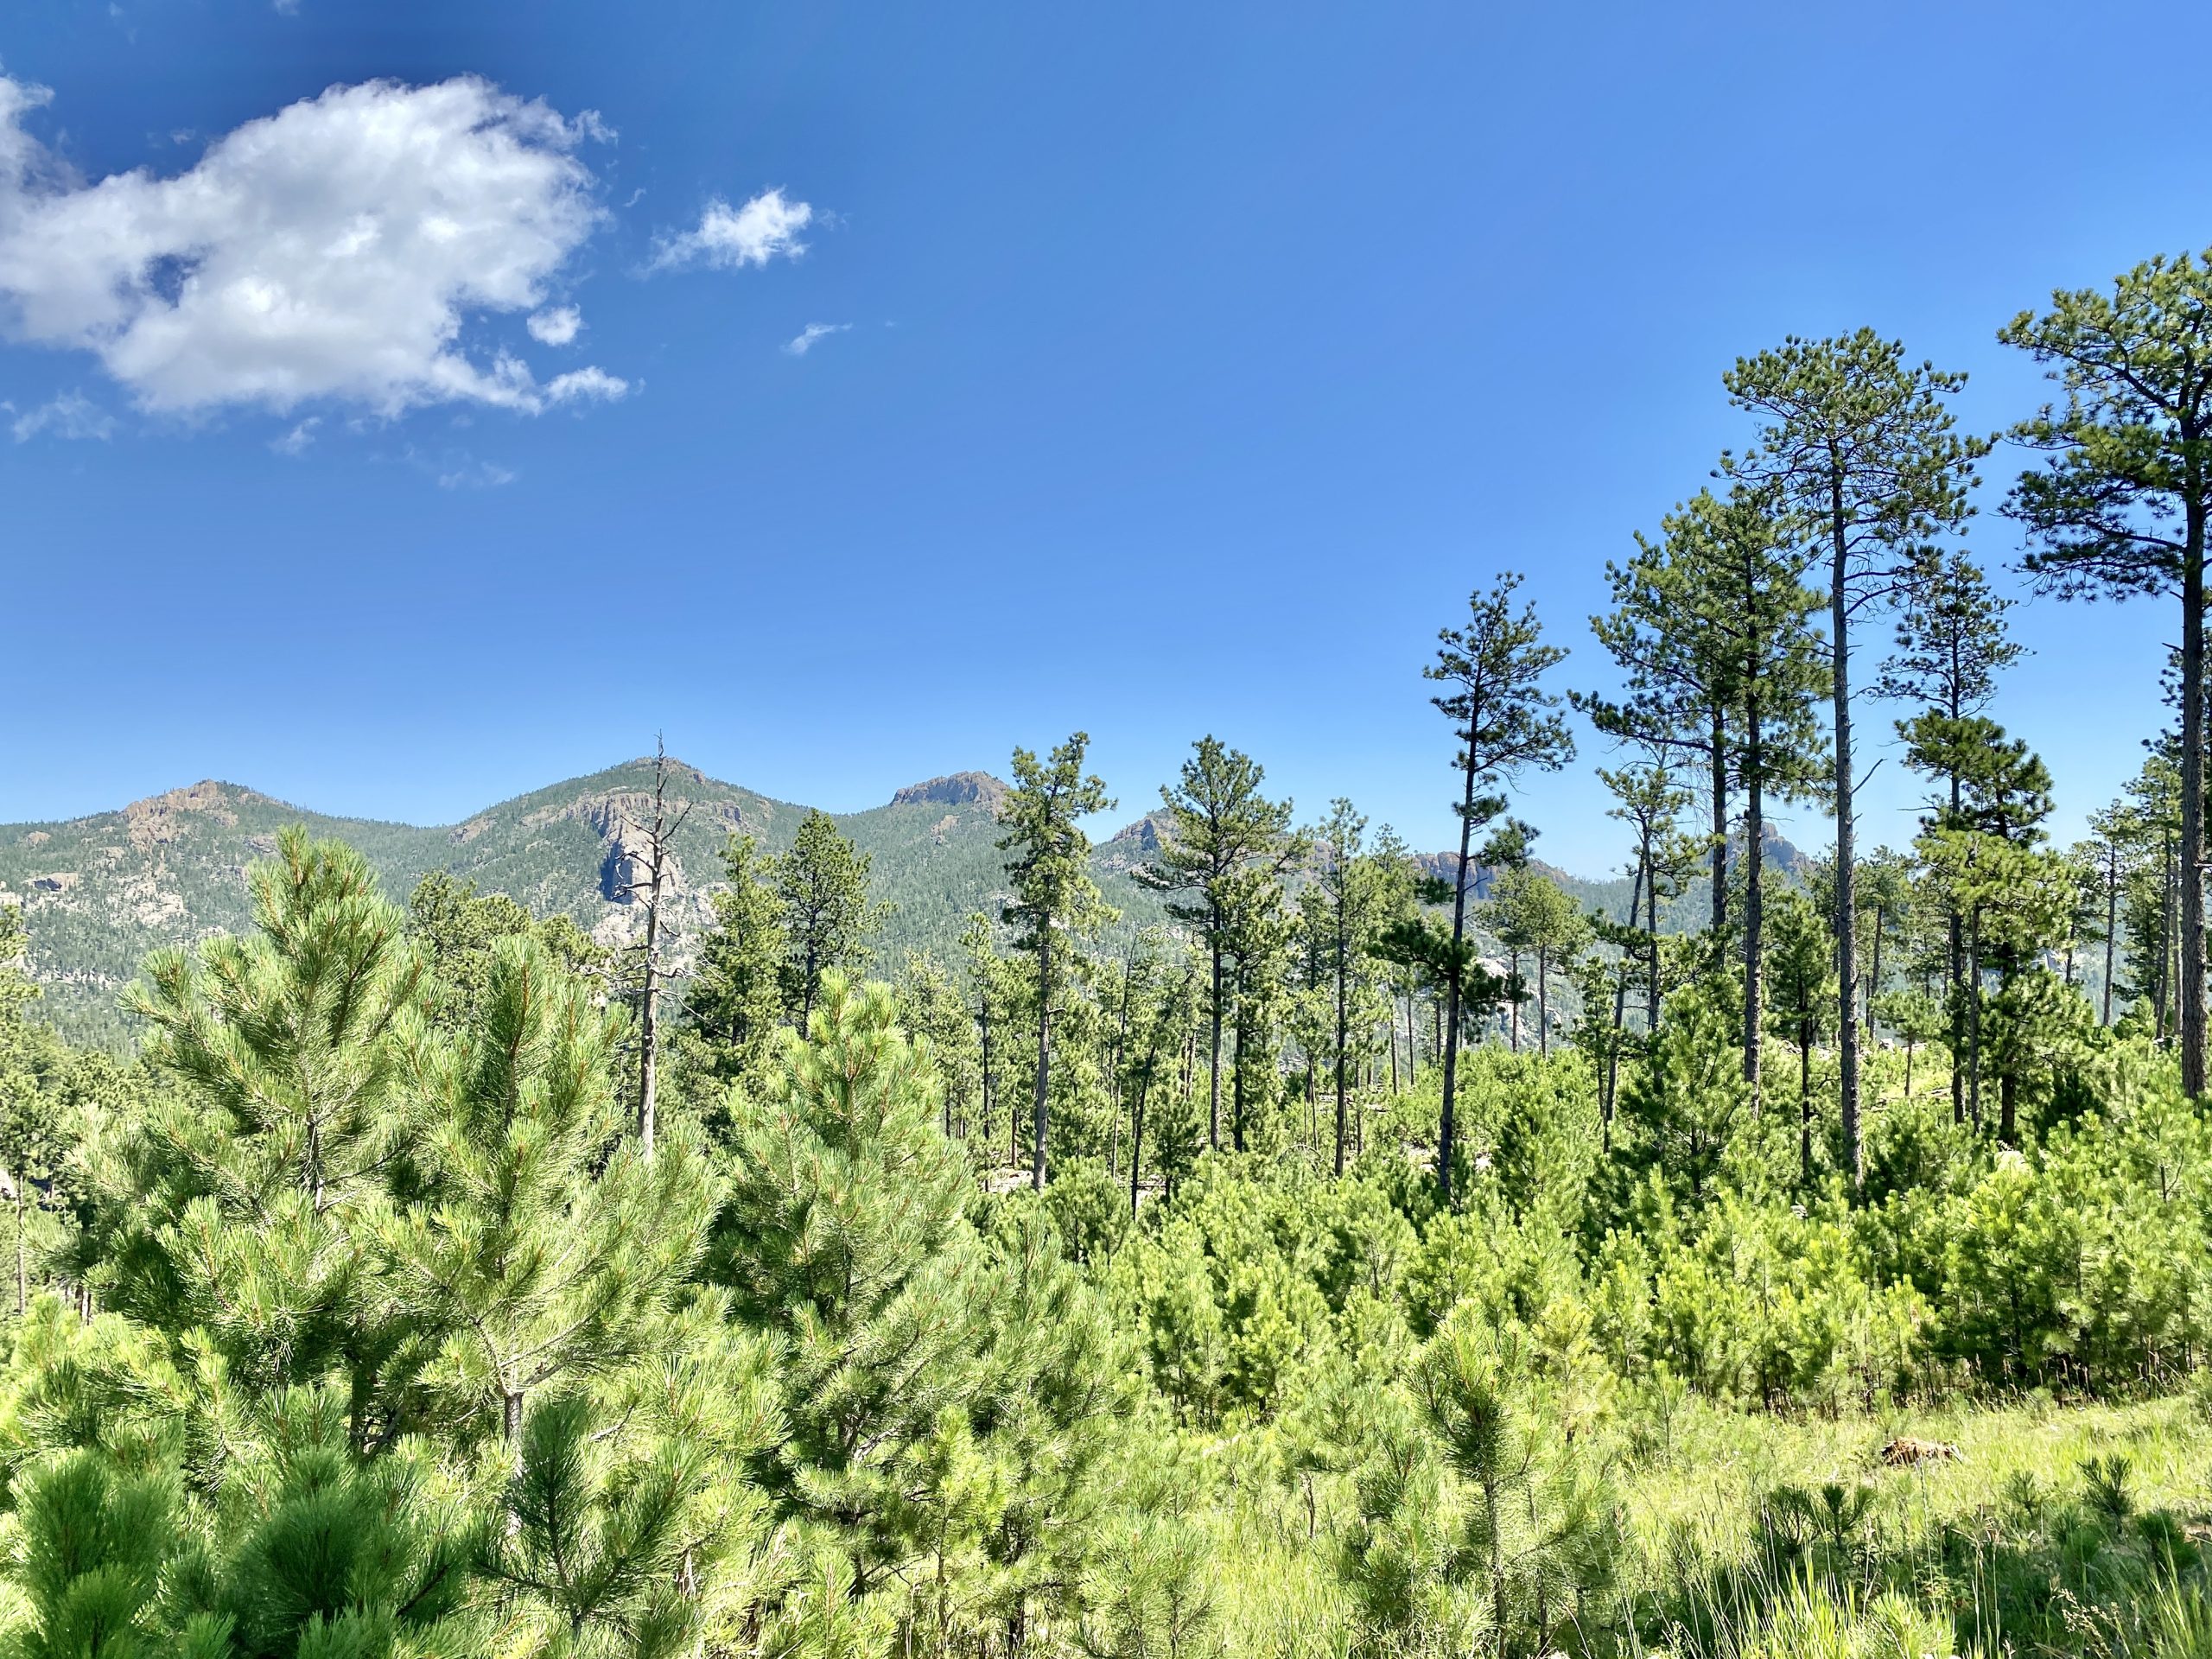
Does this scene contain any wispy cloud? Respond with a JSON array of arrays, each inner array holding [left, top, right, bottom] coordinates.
[[270, 416, 320, 456], [784, 321, 850, 357], [10, 391, 115, 442], [545, 366, 630, 404], [651, 188, 813, 272]]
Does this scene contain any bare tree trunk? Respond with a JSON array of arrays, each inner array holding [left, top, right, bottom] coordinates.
[[1829, 473, 1864, 1185]]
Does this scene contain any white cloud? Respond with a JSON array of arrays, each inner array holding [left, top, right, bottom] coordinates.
[[784, 321, 849, 356], [10, 389, 113, 442], [527, 304, 581, 346], [545, 365, 628, 404], [651, 188, 811, 271], [270, 416, 319, 455], [0, 75, 628, 417]]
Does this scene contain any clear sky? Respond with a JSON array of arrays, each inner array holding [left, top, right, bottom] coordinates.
[[0, 0, 2202, 875]]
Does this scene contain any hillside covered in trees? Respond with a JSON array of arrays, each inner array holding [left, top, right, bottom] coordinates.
[[9, 255, 2212, 1659]]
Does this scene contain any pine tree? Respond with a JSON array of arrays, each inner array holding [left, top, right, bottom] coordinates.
[[688, 831, 790, 1097], [1724, 332, 1986, 1183], [1135, 739, 1298, 1153], [1307, 801, 1384, 1175], [378, 935, 716, 1449], [2001, 251, 2212, 1098], [99, 828, 426, 1419], [1877, 550, 2023, 1126], [1419, 575, 1574, 1205], [777, 809, 892, 1029], [713, 975, 985, 1597], [999, 734, 1116, 1189]]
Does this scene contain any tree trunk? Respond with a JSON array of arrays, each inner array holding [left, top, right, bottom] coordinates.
[[1606, 861, 1642, 1148], [1742, 702, 1765, 1110], [1829, 472, 1863, 1186], [1710, 704, 1730, 936], [2103, 842, 2120, 1026], [2181, 505, 2206, 1096], [1033, 926, 1052, 1190], [1334, 923, 1350, 1176], [1438, 737, 1481, 1204], [1208, 923, 1224, 1152], [1536, 939, 1550, 1058]]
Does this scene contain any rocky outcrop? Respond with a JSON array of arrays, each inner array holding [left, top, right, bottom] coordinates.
[[891, 772, 1007, 810], [124, 781, 246, 849]]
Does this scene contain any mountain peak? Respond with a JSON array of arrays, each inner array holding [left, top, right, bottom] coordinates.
[[890, 772, 1007, 810]]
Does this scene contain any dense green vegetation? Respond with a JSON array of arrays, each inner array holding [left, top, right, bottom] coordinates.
[[7, 248, 2212, 1659]]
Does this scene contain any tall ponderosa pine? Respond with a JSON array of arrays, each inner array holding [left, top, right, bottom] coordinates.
[[998, 734, 1116, 1188], [2001, 249, 2212, 1097], [1724, 332, 1986, 1182], [1136, 738, 1299, 1153], [1649, 486, 1828, 1103], [1307, 801, 1384, 1175], [1418, 574, 1573, 1204], [1878, 550, 2023, 1125], [777, 808, 892, 1028]]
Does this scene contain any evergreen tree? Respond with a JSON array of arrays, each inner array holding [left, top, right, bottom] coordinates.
[[378, 935, 716, 1449], [96, 829, 427, 1422], [689, 831, 790, 1096], [2002, 251, 2212, 1098], [1135, 739, 1299, 1153], [1878, 550, 2024, 1126], [778, 809, 893, 1029], [1418, 574, 1575, 1205], [998, 735, 1116, 1189], [1306, 802, 1385, 1175], [1724, 331, 1986, 1183]]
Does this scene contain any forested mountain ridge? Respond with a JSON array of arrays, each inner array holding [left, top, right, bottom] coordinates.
[[0, 759, 1804, 1047], [0, 759, 1149, 1044]]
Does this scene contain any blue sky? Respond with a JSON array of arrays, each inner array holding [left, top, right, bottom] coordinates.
[[0, 0, 2202, 874]]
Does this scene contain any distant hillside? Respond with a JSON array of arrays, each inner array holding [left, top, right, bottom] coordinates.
[[1, 760, 1754, 1048], [0, 761, 1179, 1046]]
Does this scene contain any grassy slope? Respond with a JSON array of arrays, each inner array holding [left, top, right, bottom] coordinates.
[[1211, 1394, 2212, 1659]]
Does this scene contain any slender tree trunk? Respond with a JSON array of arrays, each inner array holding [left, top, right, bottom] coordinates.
[[1829, 473, 1863, 1185], [1033, 927, 1052, 1190], [1710, 707, 1730, 936], [1643, 823, 1662, 1033], [1438, 741, 1481, 1204], [1208, 922, 1224, 1152], [1334, 925, 1350, 1176], [1536, 939, 1550, 1058], [2103, 842, 2120, 1026], [1606, 861, 1642, 1147], [1967, 910, 1985, 1133], [1798, 1015, 1813, 1186], [1508, 944, 1522, 1052], [1742, 703, 1766, 1110], [1949, 772, 1967, 1126], [2181, 507, 2206, 1096]]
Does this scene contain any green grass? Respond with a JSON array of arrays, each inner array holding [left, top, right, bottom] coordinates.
[[1197, 1395, 2212, 1659]]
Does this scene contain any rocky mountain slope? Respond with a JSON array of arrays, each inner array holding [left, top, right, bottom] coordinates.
[[1, 758, 1795, 1048], [0, 760, 1167, 1046]]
